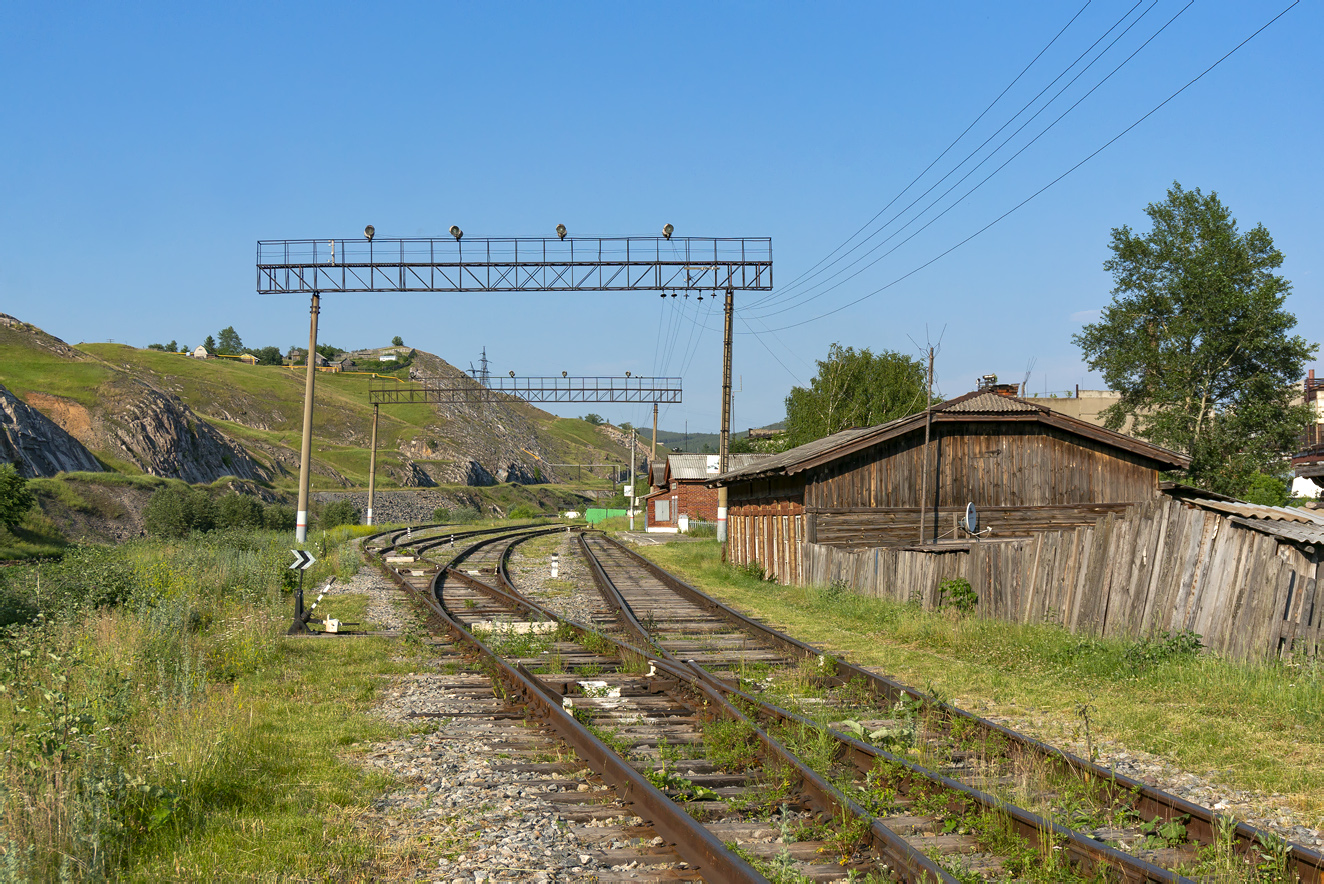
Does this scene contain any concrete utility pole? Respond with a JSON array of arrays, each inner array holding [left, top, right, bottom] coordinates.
[[651, 402, 658, 468], [366, 403, 379, 526], [717, 287, 734, 543], [295, 292, 320, 543]]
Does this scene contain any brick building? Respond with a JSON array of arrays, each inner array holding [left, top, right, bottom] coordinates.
[[644, 453, 773, 533]]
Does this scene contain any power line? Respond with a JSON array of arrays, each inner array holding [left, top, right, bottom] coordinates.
[[749, 0, 1162, 318], [746, 0, 1096, 311], [749, 0, 1188, 322], [753, 0, 1300, 333]]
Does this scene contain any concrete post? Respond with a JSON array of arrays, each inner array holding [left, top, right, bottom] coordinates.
[[295, 292, 320, 543]]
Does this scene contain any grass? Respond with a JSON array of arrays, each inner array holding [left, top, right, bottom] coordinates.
[[632, 538, 1324, 828], [0, 524, 436, 880]]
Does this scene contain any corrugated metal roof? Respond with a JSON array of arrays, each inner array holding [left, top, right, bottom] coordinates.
[[1187, 498, 1324, 525], [668, 453, 774, 481], [934, 391, 1042, 413], [1228, 516, 1324, 547]]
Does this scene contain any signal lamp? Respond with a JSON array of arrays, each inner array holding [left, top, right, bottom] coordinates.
[[556, 224, 567, 240], [449, 225, 463, 241], [364, 225, 375, 241], [662, 223, 674, 240]]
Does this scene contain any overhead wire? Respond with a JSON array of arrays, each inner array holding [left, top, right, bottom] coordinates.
[[748, 0, 1189, 322], [746, 0, 1096, 310], [748, 0, 1157, 316], [751, 0, 1301, 334]]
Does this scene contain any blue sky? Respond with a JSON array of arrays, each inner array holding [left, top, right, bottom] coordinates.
[[2, 2, 1319, 434]]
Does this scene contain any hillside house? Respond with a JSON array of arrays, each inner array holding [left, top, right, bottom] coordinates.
[[713, 390, 1189, 582], [645, 453, 774, 533]]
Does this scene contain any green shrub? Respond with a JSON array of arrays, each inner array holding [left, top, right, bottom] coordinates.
[[142, 487, 215, 538], [0, 576, 38, 627], [0, 463, 35, 529], [263, 504, 296, 531], [432, 506, 451, 523], [938, 577, 977, 613], [508, 504, 539, 520], [318, 499, 359, 529], [450, 505, 480, 524], [215, 493, 264, 530]]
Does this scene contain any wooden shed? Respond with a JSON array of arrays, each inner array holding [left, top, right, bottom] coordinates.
[[714, 390, 1189, 583]]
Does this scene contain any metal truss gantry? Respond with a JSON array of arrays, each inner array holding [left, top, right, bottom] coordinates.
[[262, 231, 771, 542], [257, 236, 773, 293], [368, 376, 681, 405], [364, 375, 679, 528]]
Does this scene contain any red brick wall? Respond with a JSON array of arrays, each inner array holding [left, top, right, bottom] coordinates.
[[674, 481, 719, 522]]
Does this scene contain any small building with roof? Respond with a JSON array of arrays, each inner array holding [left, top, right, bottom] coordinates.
[[645, 453, 775, 533], [712, 389, 1189, 582]]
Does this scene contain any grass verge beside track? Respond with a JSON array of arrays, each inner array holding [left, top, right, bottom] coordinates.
[[632, 537, 1324, 830]]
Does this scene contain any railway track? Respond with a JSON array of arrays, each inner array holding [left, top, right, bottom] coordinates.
[[571, 532, 1324, 884], [359, 525, 1292, 883]]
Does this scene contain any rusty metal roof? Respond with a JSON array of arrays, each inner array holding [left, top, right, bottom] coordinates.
[[1184, 497, 1324, 525]]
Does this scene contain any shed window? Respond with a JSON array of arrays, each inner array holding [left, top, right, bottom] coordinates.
[[655, 500, 670, 522]]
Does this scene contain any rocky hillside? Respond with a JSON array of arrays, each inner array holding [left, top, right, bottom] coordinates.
[[0, 314, 634, 494], [0, 315, 269, 483]]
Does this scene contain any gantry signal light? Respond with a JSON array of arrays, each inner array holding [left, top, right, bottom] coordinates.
[[556, 224, 567, 240], [364, 225, 375, 242], [450, 225, 463, 241], [663, 223, 674, 240]]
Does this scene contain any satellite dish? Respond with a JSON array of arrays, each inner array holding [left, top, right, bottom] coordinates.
[[964, 502, 978, 536], [364, 225, 375, 242]]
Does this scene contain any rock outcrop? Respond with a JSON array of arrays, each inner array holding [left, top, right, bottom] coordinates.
[[100, 387, 271, 485], [0, 384, 104, 477]]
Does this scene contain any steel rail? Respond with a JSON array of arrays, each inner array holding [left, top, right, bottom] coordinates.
[[444, 554, 956, 882], [368, 539, 765, 883], [577, 536, 1187, 883], [588, 534, 1324, 884]]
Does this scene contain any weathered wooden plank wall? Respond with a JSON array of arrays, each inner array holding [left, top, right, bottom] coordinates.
[[797, 497, 1322, 663]]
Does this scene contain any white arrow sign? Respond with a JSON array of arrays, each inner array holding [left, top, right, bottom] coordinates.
[[290, 549, 317, 570]]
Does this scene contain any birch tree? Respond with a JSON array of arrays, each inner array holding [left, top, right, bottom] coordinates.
[[1074, 183, 1315, 496]]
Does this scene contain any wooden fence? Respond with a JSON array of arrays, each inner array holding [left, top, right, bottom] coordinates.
[[800, 496, 1322, 663]]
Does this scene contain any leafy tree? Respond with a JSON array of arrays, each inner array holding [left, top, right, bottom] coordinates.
[[391, 335, 404, 347], [147, 342, 166, 351], [1243, 473, 1289, 507], [167, 340, 177, 352], [699, 442, 715, 454], [508, 504, 539, 520], [318, 499, 359, 528], [582, 413, 605, 425], [203, 335, 217, 352], [0, 464, 35, 529], [216, 326, 243, 355], [1074, 183, 1316, 497], [783, 344, 928, 447], [315, 343, 342, 361], [249, 345, 283, 366]]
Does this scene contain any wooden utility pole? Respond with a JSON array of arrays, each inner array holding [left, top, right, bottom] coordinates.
[[918, 347, 934, 546], [295, 292, 320, 543], [717, 287, 734, 543], [366, 403, 379, 526]]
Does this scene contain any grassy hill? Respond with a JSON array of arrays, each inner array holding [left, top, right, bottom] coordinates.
[[1, 316, 635, 499]]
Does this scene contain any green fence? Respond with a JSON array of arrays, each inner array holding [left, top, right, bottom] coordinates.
[[584, 507, 628, 525]]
